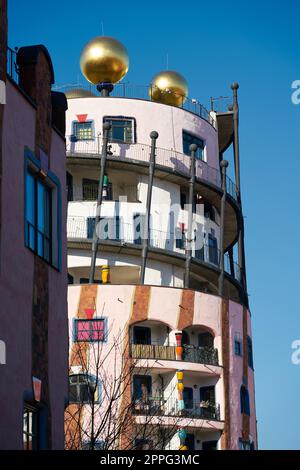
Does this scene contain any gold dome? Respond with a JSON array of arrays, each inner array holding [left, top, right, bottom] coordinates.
[[80, 36, 129, 85], [149, 70, 188, 106], [64, 87, 96, 99]]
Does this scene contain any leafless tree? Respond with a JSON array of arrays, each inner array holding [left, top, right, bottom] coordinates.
[[65, 313, 192, 450]]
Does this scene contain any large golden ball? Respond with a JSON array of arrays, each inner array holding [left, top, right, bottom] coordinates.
[[80, 36, 129, 85], [149, 70, 188, 106]]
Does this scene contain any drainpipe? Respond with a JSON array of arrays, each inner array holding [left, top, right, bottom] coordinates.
[[232, 83, 248, 302], [218, 160, 229, 296], [140, 131, 158, 284], [89, 121, 111, 283], [184, 143, 197, 288]]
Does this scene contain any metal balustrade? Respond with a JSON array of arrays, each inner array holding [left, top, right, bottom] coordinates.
[[54, 82, 216, 128], [67, 216, 241, 283], [130, 343, 219, 366], [132, 397, 221, 421], [66, 137, 238, 201]]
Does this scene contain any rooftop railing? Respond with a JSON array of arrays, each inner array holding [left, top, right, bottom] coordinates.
[[54, 82, 216, 128], [67, 216, 241, 283], [132, 396, 221, 421], [130, 343, 219, 366], [66, 137, 238, 201]]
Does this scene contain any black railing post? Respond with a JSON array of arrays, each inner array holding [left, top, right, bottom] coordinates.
[[89, 122, 111, 284], [232, 83, 248, 303], [140, 131, 158, 284], [218, 160, 229, 297], [184, 143, 197, 288]]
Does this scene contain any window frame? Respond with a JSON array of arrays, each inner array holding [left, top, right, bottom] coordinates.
[[247, 335, 254, 369], [69, 373, 102, 405], [73, 317, 108, 343], [24, 148, 62, 271], [182, 130, 205, 161], [103, 115, 136, 144], [23, 404, 39, 450], [72, 120, 95, 141], [240, 385, 250, 416]]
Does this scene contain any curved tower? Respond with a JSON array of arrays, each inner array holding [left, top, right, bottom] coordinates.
[[64, 37, 257, 451]]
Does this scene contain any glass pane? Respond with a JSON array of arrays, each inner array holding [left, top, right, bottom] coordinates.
[[77, 321, 90, 341], [37, 233, 44, 257], [112, 126, 124, 142], [44, 238, 50, 262], [37, 182, 45, 232], [91, 320, 105, 341], [26, 172, 35, 224], [28, 224, 35, 251]]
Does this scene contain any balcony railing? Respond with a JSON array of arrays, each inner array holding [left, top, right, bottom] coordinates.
[[55, 82, 216, 128], [67, 217, 242, 283], [66, 137, 237, 201], [133, 397, 221, 421], [130, 343, 219, 366], [68, 183, 138, 202]]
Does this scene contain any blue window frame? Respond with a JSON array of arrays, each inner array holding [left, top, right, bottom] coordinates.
[[182, 131, 204, 161], [240, 386, 250, 415], [73, 318, 107, 342], [247, 336, 254, 369], [69, 374, 102, 404], [235, 338, 242, 356], [25, 149, 61, 270], [72, 120, 94, 140], [103, 116, 135, 143]]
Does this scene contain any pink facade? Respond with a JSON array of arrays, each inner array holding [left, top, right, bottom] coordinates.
[[0, 42, 68, 449], [67, 284, 257, 450]]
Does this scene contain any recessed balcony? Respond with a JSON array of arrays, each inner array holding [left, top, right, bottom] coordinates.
[[132, 397, 221, 422]]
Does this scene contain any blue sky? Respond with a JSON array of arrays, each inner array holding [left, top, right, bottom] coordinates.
[[8, 0, 300, 449]]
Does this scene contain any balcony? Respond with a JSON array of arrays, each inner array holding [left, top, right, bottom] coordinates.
[[66, 137, 237, 201], [130, 343, 219, 367], [132, 397, 221, 422], [67, 216, 241, 283]]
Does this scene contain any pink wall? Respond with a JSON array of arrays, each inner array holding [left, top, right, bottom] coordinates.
[[0, 81, 67, 449]]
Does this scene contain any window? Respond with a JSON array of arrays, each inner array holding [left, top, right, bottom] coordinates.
[[23, 405, 39, 450], [247, 336, 254, 369], [133, 375, 152, 400], [25, 151, 61, 269], [239, 439, 254, 450], [87, 216, 120, 241], [74, 318, 106, 342], [198, 332, 214, 348], [133, 213, 146, 245], [204, 201, 215, 222], [175, 224, 185, 249], [82, 177, 113, 201], [72, 121, 93, 140], [133, 326, 151, 345], [183, 387, 193, 409], [82, 441, 105, 450], [202, 440, 218, 450], [104, 117, 134, 143], [26, 171, 51, 262], [208, 234, 218, 265], [182, 131, 204, 161], [68, 273, 74, 284], [134, 438, 153, 450], [235, 334, 242, 356], [185, 434, 195, 450], [69, 374, 101, 404], [200, 386, 215, 405], [240, 386, 250, 415]]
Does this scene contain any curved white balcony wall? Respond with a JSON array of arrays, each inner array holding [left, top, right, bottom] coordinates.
[[66, 97, 219, 171]]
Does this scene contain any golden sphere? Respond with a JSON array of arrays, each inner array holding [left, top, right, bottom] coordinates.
[[149, 70, 188, 106], [64, 87, 96, 99], [80, 36, 129, 85]]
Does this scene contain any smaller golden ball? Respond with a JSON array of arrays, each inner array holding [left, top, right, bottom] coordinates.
[[80, 36, 129, 85], [149, 70, 188, 106]]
